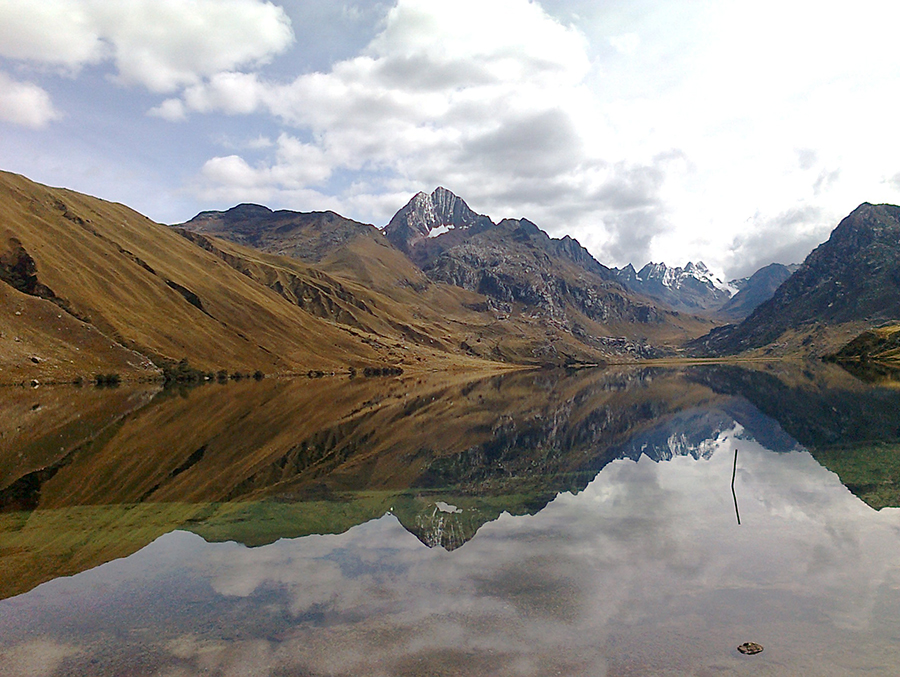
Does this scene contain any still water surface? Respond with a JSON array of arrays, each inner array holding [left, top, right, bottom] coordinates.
[[2, 363, 900, 676]]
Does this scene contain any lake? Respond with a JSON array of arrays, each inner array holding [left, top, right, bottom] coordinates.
[[2, 362, 900, 676]]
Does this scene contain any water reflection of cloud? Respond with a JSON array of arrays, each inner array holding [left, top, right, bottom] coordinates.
[[174, 426, 900, 673], [4, 424, 900, 675], [0, 639, 81, 677]]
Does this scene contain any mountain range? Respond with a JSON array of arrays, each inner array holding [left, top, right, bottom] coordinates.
[[2, 169, 900, 382], [181, 187, 714, 364], [611, 260, 798, 319]]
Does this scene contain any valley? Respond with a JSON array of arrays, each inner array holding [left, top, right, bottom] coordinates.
[[2, 171, 900, 385]]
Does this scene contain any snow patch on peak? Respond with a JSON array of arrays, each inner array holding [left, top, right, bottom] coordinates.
[[428, 224, 454, 238]]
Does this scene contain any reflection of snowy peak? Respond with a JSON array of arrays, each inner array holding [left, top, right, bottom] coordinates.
[[612, 400, 803, 463], [616, 409, 734, 462]]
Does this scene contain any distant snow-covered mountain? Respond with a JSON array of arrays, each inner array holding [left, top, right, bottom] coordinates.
[[612, 261, 738, 314], [612, 260, 799, 320]]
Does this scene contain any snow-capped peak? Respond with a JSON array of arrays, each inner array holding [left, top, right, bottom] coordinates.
[[637, 261, 737, 297], [385, 187, 484, 241]]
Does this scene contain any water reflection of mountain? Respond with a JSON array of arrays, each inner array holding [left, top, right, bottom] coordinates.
[[608, 400, 802, 462], [687, 362, 900, 509], [3, 360, 900, 600]]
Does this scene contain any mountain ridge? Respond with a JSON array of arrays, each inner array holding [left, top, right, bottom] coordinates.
[[0, 170, 524, 382], [693, 202, 900, 356], [11, 170, 897, 372], [180, 186, 716, 362], [612, 260, 736, 314]]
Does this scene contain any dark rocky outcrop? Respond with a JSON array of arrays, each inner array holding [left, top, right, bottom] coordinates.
[[423, 219, 661, 327], [0, 237, 86, 321], [825, 325, 900, 364]]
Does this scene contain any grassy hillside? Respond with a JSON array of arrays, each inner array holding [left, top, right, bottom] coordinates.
[[0, 171, 410, 380], [3, 170, 709, 384], [826, 324, 900, 364], [1, 171, 540, 383]]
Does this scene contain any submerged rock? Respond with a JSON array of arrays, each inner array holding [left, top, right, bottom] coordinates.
[[737, 642, 763, 655]]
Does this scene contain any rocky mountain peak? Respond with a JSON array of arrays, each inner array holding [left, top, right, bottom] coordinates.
[[693, 202, 900, 355], [223, 203, 273, 217], [613, 260, 737, 313], [635, 261, 728, 292], [176, 203, 375, 263], [384, 187, 491, 253], [684, 261, 709, 276]]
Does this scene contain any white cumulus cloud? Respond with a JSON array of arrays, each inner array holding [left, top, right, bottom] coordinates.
[[0, 0, 294, 91], [0, 71, 61, 128], [188, 0, 658, 234], [5, 0, 900, 277]]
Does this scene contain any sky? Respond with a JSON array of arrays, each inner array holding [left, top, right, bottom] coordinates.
[[1, 0, 899, 279]]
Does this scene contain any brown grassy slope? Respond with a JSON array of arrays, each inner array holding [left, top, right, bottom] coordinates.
[[0, 170, 420, 379], [827, 324, 900, 363], [178, 227, 616, 366], [178, 229, 474, 357], [0, 281, 156, 383], [189, 222, 717, 366]]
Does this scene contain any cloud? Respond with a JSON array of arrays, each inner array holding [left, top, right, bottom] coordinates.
[[0, 639, 81, 677], [7, 0, 896, 274], [0, 0, 293, 91], [148, 98, 187, 122], [726, 206, 831, 278], [182, 72, 267, 115], [796, 148, 818, 171], [0, 71, 61, 128], [0, 0, 106, 69], [609, 33, 640, 56], [188, 0, 683, 243], [194, 134, 337, 207]]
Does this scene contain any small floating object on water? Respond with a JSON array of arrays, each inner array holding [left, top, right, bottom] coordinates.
[[737, 642, 763, 655]]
